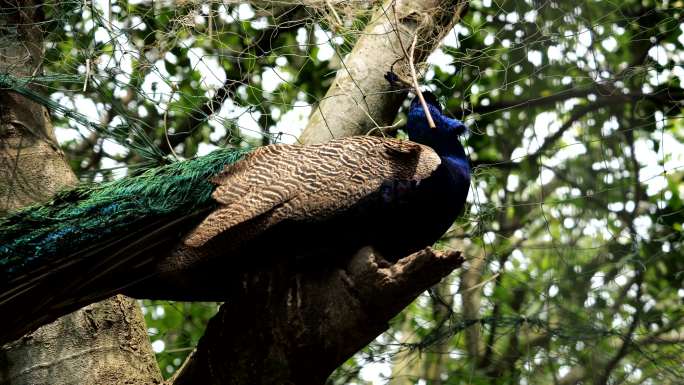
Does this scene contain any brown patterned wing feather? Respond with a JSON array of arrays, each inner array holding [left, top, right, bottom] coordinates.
[[183, 136, 441, 248], [183, 145, 304, 247]]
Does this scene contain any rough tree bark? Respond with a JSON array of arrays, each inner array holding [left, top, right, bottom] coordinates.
[[0, 2, 162, 384], [1, 0, 469, 384], [171, 247, 463, 385], [460, 249, 486, 359]]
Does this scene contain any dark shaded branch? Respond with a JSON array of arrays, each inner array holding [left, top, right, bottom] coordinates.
[[595, 271, 643, 385], [172, 247, 464, 385], [473, 101, 600, 170], [161, 77, 247, 154], [472, 88, 684, 170], [451, 86, 603, 118], [484, 286, 531, 379]]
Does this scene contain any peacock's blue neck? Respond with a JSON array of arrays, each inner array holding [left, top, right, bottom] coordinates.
[[442, 153, 471, 189], [406, 97, 471, 183]]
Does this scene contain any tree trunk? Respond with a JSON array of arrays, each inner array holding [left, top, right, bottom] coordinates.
[[460, 248, 486, 359], [0, 2, 162, 384]]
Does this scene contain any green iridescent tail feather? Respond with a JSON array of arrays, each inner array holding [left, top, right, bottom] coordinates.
[[0, 147, 250, 282]]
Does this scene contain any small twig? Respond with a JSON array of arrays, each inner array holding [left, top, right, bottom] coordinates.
[[391, 3, 436, 129], [325, 0, 343, 27], [208, 6, 214, 40], [408, 36, 436, 129], [365, 118, 404, 137], [391, 2, 409, 71], [163, 109, 179, 160], [83, 58, 91, 92], [462, 272, 501, 293]]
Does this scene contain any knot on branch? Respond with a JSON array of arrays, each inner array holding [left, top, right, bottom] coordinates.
[[344, 246, 464, 315]]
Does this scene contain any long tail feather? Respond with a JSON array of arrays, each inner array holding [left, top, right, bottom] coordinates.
[[0, 147, 249, 343]]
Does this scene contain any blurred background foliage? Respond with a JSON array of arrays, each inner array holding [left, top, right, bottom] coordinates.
[[21, 0, 684, 382]]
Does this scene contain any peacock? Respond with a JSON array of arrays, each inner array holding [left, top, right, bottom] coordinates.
[[0, 90, 470, 344]]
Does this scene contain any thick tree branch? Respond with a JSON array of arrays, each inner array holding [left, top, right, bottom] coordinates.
[[172, 247, 464, 385], [299, 0, 469, 143]]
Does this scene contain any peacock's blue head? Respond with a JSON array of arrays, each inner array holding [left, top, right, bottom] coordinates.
[[407, 91, 467, 158]]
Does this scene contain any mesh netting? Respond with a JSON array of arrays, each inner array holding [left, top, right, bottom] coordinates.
[[1, 0, 683, 383]]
